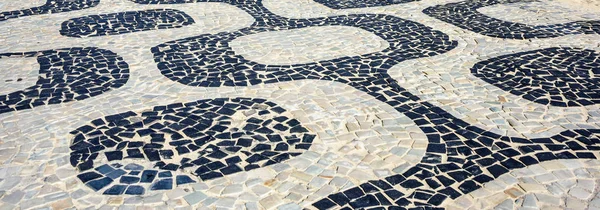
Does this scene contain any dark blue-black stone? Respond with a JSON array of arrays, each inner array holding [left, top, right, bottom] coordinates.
[[176, 175, 195, 185], [125, 185, 145, 195], [151, 179, 173, 190], [120, 176, 140, 184], [86, 177, 113, 191], [103, 185, 127, 195], [95, 164, 114, 174], [140, 170, 158, 183], [77, 171, 103, 183]]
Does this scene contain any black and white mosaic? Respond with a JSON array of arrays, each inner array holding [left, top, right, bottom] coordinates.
[[126, 0, 600, 209], [423, 0, 600, 39], [70, 97, 315, 195], [141, 2, 457, 88], [60, 9, 195, 38], [0, 0, 100, 22], [313, 0, 418, 9], [472, 47, 600, 107], [2, 0, 600, 209], [0, 47, 129, 114], [312, 99, 600, 209]]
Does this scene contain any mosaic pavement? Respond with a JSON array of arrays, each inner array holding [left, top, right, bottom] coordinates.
[[0, 0, 599, 209]]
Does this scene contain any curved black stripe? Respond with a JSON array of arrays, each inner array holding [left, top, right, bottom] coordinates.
[[60, 9, 195, 38], [472, 47, 600, 107], [423, 0, 600, 39], [151, 13, 456, 88], [313, 0, 418, 9]]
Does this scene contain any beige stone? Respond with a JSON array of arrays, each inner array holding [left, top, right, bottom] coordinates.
[[51, 198, 73, 209]]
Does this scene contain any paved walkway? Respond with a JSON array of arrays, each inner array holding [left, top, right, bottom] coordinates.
[[0, 0, 599, 209]]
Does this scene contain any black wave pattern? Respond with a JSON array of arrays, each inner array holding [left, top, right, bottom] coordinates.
[[0, 0, 100, 22], [60, 9, 195, 38], [131, 0, 457, 87], [129, 0, 600, 209], [423, 0, 600, 39], [313, 0, 418, 9], [70, 97, 316, 195], [0, 47, 129, 114], [473, 47, 600, 107]]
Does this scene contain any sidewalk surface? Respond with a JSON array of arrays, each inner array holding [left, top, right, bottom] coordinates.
[[0, 0, 599, 209]]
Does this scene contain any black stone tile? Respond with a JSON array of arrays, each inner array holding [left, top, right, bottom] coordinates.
[[77, 171, 103, 183], [86, 177, 113, 191], [120, 176, 140, 184], [150, 178, 173, 190], [103, 185, 127, 195], [140, 170, 157, 183], [176, 175, 195, 185], [125, 185, 145, 195]]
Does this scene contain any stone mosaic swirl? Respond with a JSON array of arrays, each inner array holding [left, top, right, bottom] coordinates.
[[69, 97, 315, 195], [145, 6, 457, 88], [444, 159, 600, 209], [472, 47, 600, 107], [0, 0, 100, 22], [0, 47, 129, 114], [0, 0, 598, 209], [60, 9, 195, 38], [313, 0, 418, 9], [123, 0, 600, 208], [423, 0, 600, 39], [313, 110, 600, 209]]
